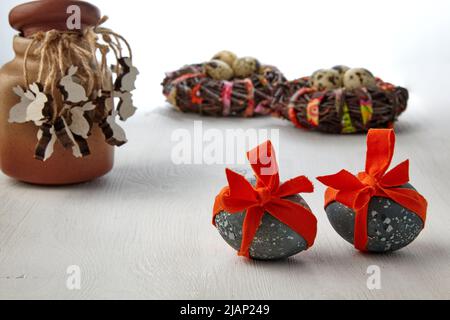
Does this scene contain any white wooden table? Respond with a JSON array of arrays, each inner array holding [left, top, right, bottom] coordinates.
[[0, 100, 449, 300]]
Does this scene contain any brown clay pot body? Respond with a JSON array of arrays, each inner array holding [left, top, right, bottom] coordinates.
[[0, 36, 114, 185]]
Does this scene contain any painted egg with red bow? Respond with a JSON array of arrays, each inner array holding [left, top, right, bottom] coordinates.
[[214, 169, 311, 260], [325, 184, 425, 253]]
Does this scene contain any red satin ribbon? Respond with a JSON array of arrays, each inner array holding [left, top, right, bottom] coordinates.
[[317, 129, 428, 252], [213, 141, 318, 258]]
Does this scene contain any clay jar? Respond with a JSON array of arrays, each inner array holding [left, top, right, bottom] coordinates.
[[0, 0, 114, 185]]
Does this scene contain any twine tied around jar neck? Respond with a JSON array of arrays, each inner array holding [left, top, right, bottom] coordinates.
[[22, 16, 133, 121]]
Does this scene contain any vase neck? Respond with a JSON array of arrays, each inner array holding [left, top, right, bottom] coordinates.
[[12, 36, 34, 59]]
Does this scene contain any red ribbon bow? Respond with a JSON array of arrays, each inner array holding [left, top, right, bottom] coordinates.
[[213, 141, 318, 258], [317, 129, 428, 251]]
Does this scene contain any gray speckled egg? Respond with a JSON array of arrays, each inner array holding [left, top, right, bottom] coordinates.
[[343, 68, 377, 90], [212, 50, 238, 68], [310, 69, 341, 91], [332, 65, 350, 86], [205, 60, 234, 81], [326, 184, 424, 252], [232, 57, 261, 78], [214, 169, 310, 260]]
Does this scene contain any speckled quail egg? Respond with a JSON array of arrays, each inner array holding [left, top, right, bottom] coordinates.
[[205, 60, 234, 81], [343, 68, 377, 90], [212, 50, 238, 68], [232, 57, 261, 78], [332, 65, 350, 86], [310, 69, 341, 91], [332, 65, 350, 76]]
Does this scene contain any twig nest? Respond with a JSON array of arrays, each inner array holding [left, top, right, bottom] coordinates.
[[310, 69, 341, 91], [212, 50, 237, 68], [205, 59, 234, 81], [343, 68, 377, 90], [232, 57, 261, 79], [269, 66, 409, 133], [162, 53, 286, 117], [326, 184, 424, 253]]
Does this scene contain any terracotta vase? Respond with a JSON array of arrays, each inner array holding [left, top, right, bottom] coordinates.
[[0, 0, 114, 185]]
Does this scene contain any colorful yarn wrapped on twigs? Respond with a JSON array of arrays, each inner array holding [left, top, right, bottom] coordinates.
[[267, 77, 408, 134], [162, 64, 286, 117]]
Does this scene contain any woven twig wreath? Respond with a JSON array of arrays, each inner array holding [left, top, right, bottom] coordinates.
[[162, 63, 286, 117], [269, 77, 408, 134]]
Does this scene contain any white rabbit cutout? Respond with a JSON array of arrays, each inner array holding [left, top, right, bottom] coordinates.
[[27, 83, 49, 126], [102, 111, 127, 146], [116, 58, 139, 92], [69, 102, 96, 139], [60, 66, 88, 104], [8, 83, 49, 126], [9, 86, 34, 123], [115, 91, 137, 121]]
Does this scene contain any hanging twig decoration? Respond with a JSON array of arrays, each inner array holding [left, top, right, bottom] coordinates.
[[8, 16, 138, 162]]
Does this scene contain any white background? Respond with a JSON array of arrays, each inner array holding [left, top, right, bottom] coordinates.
[[1, 0, 450, 110]]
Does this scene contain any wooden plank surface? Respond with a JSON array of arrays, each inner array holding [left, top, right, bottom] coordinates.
[[0, 100, 449, 300]]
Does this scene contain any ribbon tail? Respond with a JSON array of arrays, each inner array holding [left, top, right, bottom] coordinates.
[[239, 207, 265, 258], [365, 129, 396, 179], [265, 199, 317, 249], [317, 170, 365, 191], [354, 205, 369, 252], [380, 160, 410, 187], [275, 176, 314, 198], [225, 169, 258, 202], [247, 140, 280, 190], [212, 169, 259, 224]]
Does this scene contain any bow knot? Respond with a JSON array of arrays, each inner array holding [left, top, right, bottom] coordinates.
[[358, 172, 378, 189], [317, 129, 428, 252], [256, 187, 272, 206], [213, 141, 318, 258]]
